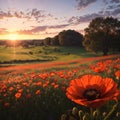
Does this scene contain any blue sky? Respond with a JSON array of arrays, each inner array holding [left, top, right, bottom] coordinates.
[[0, 0, 120, 40]]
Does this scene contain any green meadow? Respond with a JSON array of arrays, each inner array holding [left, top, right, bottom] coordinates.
[[0, 45, 102, 65]]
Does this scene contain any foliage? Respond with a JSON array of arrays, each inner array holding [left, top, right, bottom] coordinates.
[[83, 17, 120, 55], [43, 37, 51, 45], [51, 35, 59, 46], [42, 29, 83, 46], [58, 29, 83, 46]]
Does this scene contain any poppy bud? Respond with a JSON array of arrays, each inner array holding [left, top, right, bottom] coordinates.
[[93, 110, 99, 118], [102, 112, 107, 117], [78, 110, 84, 119], [61, 114, 67, 120], [82, 113, 89, 120], [72, 107, 78, 115], [116, 112, 120, 117]]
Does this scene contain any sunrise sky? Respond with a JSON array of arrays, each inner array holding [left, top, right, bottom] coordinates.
[[0, 0, 120, 40]]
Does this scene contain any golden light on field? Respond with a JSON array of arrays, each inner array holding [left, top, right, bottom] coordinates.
[[8, 33, 19, 41]]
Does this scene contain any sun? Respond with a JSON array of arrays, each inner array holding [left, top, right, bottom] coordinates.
[[9, 33, 18, 41]]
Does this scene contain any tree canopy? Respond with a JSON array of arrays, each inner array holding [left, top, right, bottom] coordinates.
[[83, 17, 120, 55], [43, 29, 83, 47], [58, 30, 83, 46]]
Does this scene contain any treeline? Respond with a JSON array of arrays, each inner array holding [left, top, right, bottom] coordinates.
[[0, 30, 83, 47], [0, 29, 83, 47], [43, 30, 83, 47], [0, 40, 43, 47], [0, 16, 120, 55]]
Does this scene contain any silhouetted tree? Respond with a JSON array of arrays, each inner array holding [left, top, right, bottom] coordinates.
[[51, 35, 59, 46], [58, 30, 83, 46], [83, 17, 120, 55], [43, 37, 51, 45]]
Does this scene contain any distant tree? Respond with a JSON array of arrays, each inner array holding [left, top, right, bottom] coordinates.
[[43, 37, 51, 45], [58, 30, 83, 46], [83, 17, 120, 55], [51, 35, 59, 46]]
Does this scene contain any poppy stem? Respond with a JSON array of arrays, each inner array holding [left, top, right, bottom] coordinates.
[[103, 102, 118, 120], [90, 108, 93, 120]]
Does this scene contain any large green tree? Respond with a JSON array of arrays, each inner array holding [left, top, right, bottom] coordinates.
[[58, 30, 83, 46], [51, 35, 59, 46], [83, 17, 120, 55], [43, 37, 51, 45]]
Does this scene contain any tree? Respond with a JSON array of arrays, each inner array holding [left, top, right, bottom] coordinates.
[[43, 37, 51, 45], [58, 30, 83, 46], [51, 35, 59, 46], [83, 17, 120, 55]]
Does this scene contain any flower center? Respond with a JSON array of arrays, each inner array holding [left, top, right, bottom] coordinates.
[[83, 89, 100, 101]]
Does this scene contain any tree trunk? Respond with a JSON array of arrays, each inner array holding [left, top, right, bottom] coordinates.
[[103, 48, 108, 56]]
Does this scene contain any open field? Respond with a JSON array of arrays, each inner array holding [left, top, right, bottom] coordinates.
[[0, 51, 120, 119], [0, 45, 120, 120], [0, 45, 103, 65]]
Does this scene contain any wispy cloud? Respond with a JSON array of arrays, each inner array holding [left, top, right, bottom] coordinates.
[[0, 9, 53, 22], [103, 0, 120, 4], [68, 13, 104, 25], [68, 0, 120, 25], [17, 24, 69, 35], [76, 0, 97, 10], [0, 28, 8, 34]]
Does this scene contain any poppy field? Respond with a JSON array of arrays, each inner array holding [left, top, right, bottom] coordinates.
[[0, 56, 120, 120]]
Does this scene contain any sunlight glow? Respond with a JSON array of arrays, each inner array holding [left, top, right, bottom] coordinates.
[[8, 33, 19, 41]]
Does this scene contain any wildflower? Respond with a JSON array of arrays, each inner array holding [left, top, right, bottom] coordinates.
[[36, 81, 42, 86], [61, 86, 66, 91], [43, 81, 49, 87], [66, 74, 119, 108], [18, 89, 23, 93], [26, 93, 31, 99], [39, 73, 48, 79], [53, 84, 59, 88], [15, 92, 22, 99], [9, 87, 14, 91], [35, 90, 41, 95], [22, 82, 29, 87], [115, 70, 120, 80], [4, 102, 10, 108]]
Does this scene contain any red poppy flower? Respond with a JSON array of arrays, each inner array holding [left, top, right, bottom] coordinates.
[[66, 74, 119, 108], [15, 92, 22, 99], [35, 90, 41, 95], [4, 102, 10, 108], [115, 70, 120, 79]]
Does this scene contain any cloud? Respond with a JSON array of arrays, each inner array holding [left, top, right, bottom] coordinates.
[[111, 8, 120, 16], [68, 3, 120, 25], [0, 28, 8, 34], [17, 24, 69, 35], [76, 0, 97, 10], [104, 0, 120, 4], [0, 9, 53, 22], [0, 10, 13, 19], [110, 0, 120, 3], [68, 13, 105, 25]]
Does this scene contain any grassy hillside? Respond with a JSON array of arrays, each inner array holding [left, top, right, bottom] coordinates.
[[0, 45, 101, 64]]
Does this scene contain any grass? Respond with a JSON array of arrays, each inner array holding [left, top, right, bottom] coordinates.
[[0, 45, 102, 65]]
